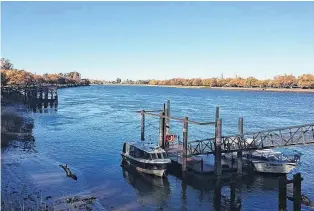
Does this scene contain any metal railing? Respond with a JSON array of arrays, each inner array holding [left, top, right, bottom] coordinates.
[[186, 123, 314, 155]]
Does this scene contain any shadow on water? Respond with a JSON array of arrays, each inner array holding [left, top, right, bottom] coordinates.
[[121, 165, 171, 208], [1, 98, 57, 150], [1, 108, 36, 151], [169, 167, 284, 211]]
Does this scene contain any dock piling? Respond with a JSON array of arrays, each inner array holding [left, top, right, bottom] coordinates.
[[237, 117, 244, 175], [214, 118, 222, 177], [182, 117, 188, 173], [166, 100, 170, 135], [278, 175, 287, 211], [293, 173, 302, 211], [141, 110, 145, 141], [159, 111, 165, 147], [216, 106, 220, 120]]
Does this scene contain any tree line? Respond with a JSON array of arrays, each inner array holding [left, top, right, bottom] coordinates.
[[145, 74, 314, 89], [102, 74, 314, 89], [1, 58, 313, 89], [1, 58, 90, 87]]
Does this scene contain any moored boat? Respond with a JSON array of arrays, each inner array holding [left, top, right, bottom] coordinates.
[[121, 141, 171, 177], [223, 149, 301, 174]]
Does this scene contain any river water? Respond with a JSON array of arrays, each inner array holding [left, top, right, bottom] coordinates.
[[8, 85, 314, 210]]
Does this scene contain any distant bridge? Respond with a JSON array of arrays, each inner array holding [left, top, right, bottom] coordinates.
[[187, 123, 314, 155]]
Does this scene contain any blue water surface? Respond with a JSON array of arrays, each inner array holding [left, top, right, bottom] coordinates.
[[32, 85, 314, 211]]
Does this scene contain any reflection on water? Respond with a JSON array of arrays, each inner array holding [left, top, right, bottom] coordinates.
[[122, 165, 171, 208]]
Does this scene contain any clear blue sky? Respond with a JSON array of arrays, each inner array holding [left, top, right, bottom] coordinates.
[[1, 2, 314, 80]]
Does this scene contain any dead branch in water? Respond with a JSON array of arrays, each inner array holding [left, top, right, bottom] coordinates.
[[287, 194, 314, 208], [59, 164, 77, 180]]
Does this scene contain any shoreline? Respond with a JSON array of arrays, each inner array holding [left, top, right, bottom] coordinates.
[[100, 84, 314, 93]]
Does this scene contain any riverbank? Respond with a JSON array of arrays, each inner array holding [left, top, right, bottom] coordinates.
[[102, 84, 314, 93], [1, 146, 105, 210], [1, 98, 105, 210]]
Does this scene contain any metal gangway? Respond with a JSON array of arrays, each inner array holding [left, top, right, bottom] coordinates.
[[188, 123, 314, 155]]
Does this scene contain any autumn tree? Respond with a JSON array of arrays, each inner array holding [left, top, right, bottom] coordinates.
[[298, 74, 314, 88], [273, 75, 297, 88], [5, 70, 34, 85], [245, 77, 259, 87], [191, 78, 202, 86]]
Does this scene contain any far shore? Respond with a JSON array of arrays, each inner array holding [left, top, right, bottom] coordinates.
[[99, 84, 314, 93]]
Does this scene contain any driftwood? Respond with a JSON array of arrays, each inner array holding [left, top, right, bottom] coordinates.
[[287, 194, 314, 208], [59, 164, 77, 180]]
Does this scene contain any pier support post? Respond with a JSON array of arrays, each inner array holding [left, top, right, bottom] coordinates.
[[182, 117, 188, 173], [278, 175, 287, 211], [45, 88, 48, 100], [159, 111, 165, 148], [141, 110, 145, 141], [293, 173, 302, 211], [214, 118, 222, 177], [237, 117, 244, 175], [44, 88, 48, 108], [216, 106, 220, 120], [165, 100, 170, 135]]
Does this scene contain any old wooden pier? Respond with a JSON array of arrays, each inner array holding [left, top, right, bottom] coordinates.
[[2, 85, 58, 111]]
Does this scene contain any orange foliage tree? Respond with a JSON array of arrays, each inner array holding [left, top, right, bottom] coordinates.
[[298, 74, 314, 88]]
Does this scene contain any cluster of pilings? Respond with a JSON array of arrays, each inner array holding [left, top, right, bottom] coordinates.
[[137, 100, 311, 210], [138, 100, 244, 177], [23, 86, 58, 111]]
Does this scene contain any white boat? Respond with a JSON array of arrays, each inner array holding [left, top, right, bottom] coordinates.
[[121, 141, 171, 177], [223, 149, 301, 174]]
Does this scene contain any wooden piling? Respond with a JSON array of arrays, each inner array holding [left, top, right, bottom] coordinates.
[[214, 118, 222, 177], [237, 117, 244, 175], [216, 106, 220, 120], [159, 111, 165, 147], [44, 88, 48, 108], [141, 110, 145, 141], [293, 173, 302, 211], [165, 100, 170, 135], [278, 175, 287, 211], [45, 88, 48, 100], [182, 117, 188, 173]]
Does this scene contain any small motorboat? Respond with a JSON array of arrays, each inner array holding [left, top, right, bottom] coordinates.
[[223, 149, 301, 174], [121, 141, 171, 177]]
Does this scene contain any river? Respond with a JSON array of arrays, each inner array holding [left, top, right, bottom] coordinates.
[[2, 85, 314, 210]]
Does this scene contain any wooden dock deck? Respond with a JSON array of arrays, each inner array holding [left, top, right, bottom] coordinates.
[[166, 143, 241, 174]]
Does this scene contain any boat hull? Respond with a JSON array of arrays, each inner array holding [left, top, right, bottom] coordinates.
[[121, 154, 168, 177], [252, 161, 296, 174]]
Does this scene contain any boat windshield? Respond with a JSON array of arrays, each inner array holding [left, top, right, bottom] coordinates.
[[150, 152, 167, 159]]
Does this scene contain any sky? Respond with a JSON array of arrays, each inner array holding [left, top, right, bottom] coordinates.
[[1, 1, 314, 81]]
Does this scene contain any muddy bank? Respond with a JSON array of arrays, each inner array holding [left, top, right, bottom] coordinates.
[[1, 101, 105, 210], [1, 148, 106, 210]]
